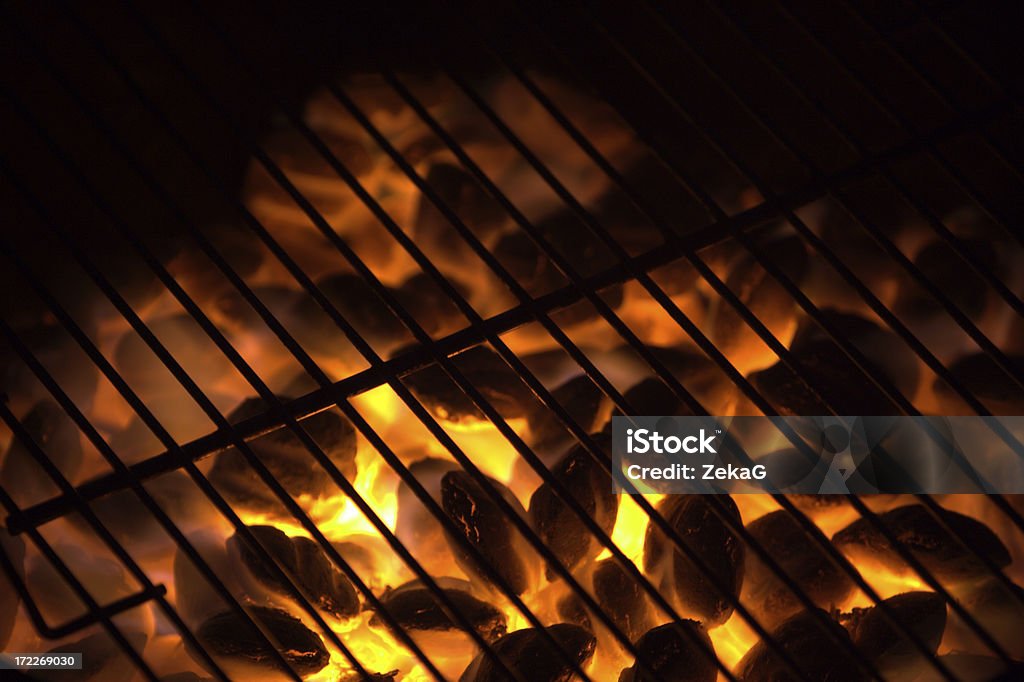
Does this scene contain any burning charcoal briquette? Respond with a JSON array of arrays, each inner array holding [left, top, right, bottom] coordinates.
[[34, 631, 147, 682], [618, 620, 717, 682], [193, 606, 328, 677], [442, 470, 538, 596], [742, 510, 857, 629], [528, 435, 619, 578], [748, 338, 902, 415], [789, 309, 920, 399], [708, 234, 809, 368], [394, 273, 468, 337], [208, 397, 357, 516], [113, 314, 233, 393], [843, 591, 946, 676], [229, 525, 359, 619], [403, 344, 535, 424], [592, 558, 653, 643], [459, 623, 596, 682], [526, 375, 613, 459], [832, 504, 1010, 584], [556, 593, 592, 633], [494, 226, 624, 327], [644, 495, 744, 627], [413, 164, 506, 253], [0, 323, 99, 415], [735, 609, 866, 682], [1, 399, 82, 508], [371, 578, 507, 642], [290, 273, 410, 357], [0, 531, 25, 649], [894, 238, 1000, 320], [933, 352, 1024, 415]]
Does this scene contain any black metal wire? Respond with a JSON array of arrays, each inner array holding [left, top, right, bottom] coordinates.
[[2, 2, 1015, 675], [543, 0, 1018, 665], [644, 0, 1024, 597], [0, 395, 226, 680], [7, 91, 1010, 533]]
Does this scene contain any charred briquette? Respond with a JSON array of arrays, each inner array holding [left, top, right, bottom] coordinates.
[[289, 273, 410, 356], [894, 238, 999, 320], [113, 314, 233, 393], [708, 234, 809, 368], [618, 620, 717, 682], [592, 558, 654, 643], [264, 126, 373, 179], [742, 510, 857, 630], [528, 435, 619, 579], [458, 623, 597, 682], [735, 609, 866, 682], [393, 272, 469, 338], [193, 606, 329, 677], [371, 579, 507, 642], [0, 531, 25, 650], [933, 352, 1024, 415], [832, 504, 1011, 584], [1, 399, 82, 508], [747, 338, 902, 416], [526, 375, 613, 459], [229, 525, 359, 619], [208, 397, 357, 517], [644, 495, 744, 628], [442, 470, 538, 596], [402, 344, 535, 424], [789, 308, 920, 400], [35, 631, 147, 682], [843, 591, 946, 676]]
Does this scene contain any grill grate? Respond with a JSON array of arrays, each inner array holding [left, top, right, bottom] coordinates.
[[1, 1, 1023, 680]]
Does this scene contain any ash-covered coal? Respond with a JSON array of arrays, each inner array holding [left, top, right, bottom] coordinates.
[[644, 495, 744, 627], [458, 623, 596, 682], [742, 510, 857, 629], [618, 620, 717, 682], [442, 470, 538, 595], [207, 397, 357, 518], [832, 504, 1010, 584], [528, 435, 618, 579]]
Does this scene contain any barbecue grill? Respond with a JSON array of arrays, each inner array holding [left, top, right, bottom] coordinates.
[[1, 0, 1023, 680]]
